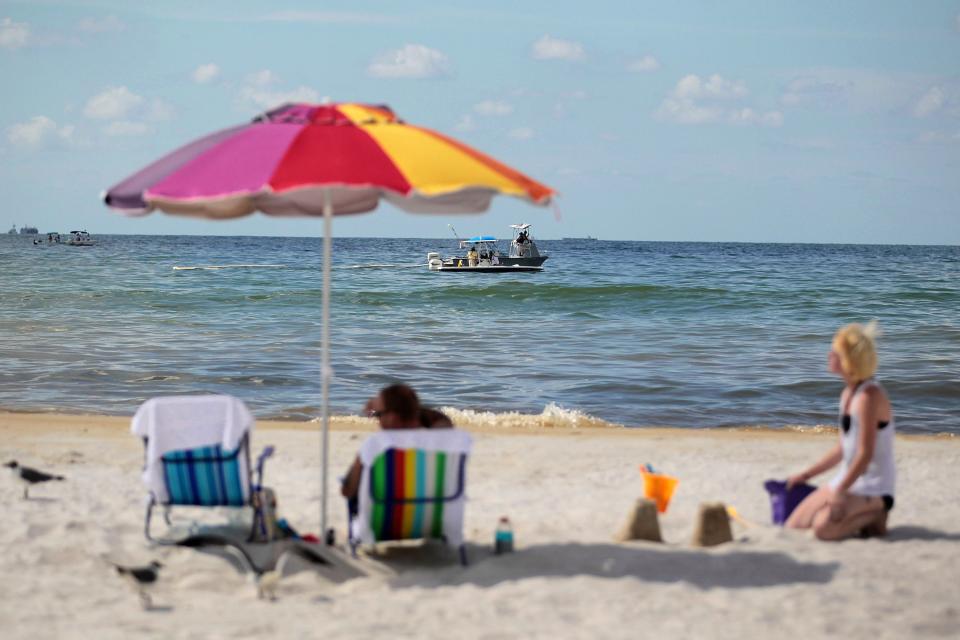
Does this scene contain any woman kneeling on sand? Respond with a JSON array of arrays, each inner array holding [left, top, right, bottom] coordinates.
[[786, 322, 895, 540]]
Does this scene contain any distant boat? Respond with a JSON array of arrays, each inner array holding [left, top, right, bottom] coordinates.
[[39, 232, 62, 245], [561, 236, 597, 241], [66, 230, 95, 246], [8, 224, 38, 235], [427, 223, 548, 273]]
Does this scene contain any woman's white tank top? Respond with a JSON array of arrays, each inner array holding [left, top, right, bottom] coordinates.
[[829, 380, 896, 496]]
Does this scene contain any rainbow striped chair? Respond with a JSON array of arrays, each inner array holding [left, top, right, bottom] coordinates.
[[350, 428, 472, 565], [132, 395, 274, 543]]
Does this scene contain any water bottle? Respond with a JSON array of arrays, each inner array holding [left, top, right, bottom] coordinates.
[[494, 516, 514, 554]]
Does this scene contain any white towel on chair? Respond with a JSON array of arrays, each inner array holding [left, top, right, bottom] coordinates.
[[358, 428, 472, 466], [131, 394, 254, 503]]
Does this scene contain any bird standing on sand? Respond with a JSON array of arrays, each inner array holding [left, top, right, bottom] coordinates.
[[4, 460, 65, 499], [114, 561, 163, 609]]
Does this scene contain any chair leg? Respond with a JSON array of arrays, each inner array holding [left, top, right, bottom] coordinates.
[[144, 497, 156, 542], [459, 544, 468, 567]]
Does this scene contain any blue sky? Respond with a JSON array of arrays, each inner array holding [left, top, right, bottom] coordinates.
[[1, 1, 958, 243]]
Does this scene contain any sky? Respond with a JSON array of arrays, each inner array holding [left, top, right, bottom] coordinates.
[[1, 1, 959, 243]]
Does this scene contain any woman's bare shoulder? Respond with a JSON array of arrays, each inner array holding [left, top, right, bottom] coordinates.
[[852, 383, 890, 411]]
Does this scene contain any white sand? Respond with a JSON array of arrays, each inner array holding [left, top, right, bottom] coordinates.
[[1, 412, 959, 639]]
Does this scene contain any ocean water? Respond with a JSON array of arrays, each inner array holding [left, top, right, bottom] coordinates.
[[1, 234, 958, 434]]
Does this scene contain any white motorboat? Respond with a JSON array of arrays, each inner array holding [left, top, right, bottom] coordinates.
[[427, 224, 548, 273], [66, 230, 95, 246]]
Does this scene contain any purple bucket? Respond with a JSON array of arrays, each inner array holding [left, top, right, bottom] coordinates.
[[764, 479, 817, 525]]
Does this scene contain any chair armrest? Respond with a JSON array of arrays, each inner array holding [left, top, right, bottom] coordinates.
[[253, 445, 275, 489]]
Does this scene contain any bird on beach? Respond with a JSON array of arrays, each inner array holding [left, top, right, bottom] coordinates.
[[114, 561, 163, 609], [4, 460, 65, 499]]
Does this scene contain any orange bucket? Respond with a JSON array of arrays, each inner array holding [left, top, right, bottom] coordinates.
[[640, 468, 679, 513]]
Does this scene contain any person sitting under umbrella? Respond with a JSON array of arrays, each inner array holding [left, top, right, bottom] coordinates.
[[341, 383, 422, 506]]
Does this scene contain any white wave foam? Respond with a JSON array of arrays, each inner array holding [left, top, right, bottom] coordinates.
[[310, 402, 619, 430], [438, 403, 621, 430], [173, 264, 285, 270]]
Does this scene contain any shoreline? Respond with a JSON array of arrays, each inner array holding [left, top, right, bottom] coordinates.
[[1, 410, 953, 440]]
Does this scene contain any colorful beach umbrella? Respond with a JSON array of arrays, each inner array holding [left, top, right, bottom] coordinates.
[[103, 102, 556, 538]]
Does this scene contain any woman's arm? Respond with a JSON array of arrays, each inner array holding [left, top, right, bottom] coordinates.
[[787, 443, 842, 488], [832, 387, 880, 494], [341, 456, 362, 499]]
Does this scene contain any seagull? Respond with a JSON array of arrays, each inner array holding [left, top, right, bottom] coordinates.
[[257, 543, 332, 600], [114, 561, 162, 609], [4, 460, 65, 499], [177, 533, 331, 601]]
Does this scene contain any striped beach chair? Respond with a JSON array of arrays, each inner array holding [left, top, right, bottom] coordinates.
[[131, 395, 274, 544], [350, 429, 472, 565]]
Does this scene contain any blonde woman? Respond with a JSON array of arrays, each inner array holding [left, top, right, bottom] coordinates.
[[785, 322, 895, 540]]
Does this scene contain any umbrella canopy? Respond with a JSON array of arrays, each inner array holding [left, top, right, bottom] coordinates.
[[104, 102, 554, 218], [103, 102, 555, 538]]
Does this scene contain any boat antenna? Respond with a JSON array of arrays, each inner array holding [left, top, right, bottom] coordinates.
[[448, 224, 461, 241]]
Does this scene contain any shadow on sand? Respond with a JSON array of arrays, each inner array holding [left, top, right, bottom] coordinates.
[[381, 542, 840, 590], [883, 526, 960, 542]]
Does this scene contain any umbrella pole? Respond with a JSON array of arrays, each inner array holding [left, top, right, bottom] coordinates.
[[320, 189, 332, 540]]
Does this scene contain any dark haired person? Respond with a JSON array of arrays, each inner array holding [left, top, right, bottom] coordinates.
[[341, 384, 422, 502], [420, 407, 453, 429]]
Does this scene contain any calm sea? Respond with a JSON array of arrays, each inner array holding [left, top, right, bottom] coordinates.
[[1, 235, 958, 434]]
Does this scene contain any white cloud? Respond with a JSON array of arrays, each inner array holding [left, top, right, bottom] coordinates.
[[656, 98, 722, 124], [83, 86, 144, 120], [627, 55, 660, 73], [532, 35, 584, 61], [368, 44, 450, 79], [657, 73, 779, 127], [144, 99, 173, 122], [913, 86, 944, 118], [779, 69, 933, 115], [783, 137, 836, 151], [81, 87, 171, 139], [248, 69, 278, 86], [0, 17, 29, 49], [77, 15, 125, 33], [238, 70, 320, 110], [508, 127, 534, 140], [916, 130, 960, 144], [455, 114, 476, 132], [240, 86, 321, 110], [781, 76, 850, 107], [473, 100, 513, 116], [192, 63, 220, 84], [103, 120, 149, 136], [674, 74, 747, 100], [729, 108, 783, 127], [257, 11, 397, 24], [7, 116, 74, 147]]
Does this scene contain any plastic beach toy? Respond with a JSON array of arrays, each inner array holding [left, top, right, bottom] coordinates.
[[763, 479, 816, 525], [640, 467, 679, 514]]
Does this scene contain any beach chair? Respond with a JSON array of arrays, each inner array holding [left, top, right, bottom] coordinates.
[[349, 428, 472, 565], [131, 394, 274, 544]]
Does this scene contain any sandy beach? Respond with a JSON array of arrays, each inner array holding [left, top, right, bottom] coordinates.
[[2, 411, 959, 639]]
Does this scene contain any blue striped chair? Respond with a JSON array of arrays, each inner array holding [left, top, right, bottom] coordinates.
[[133, 395, 274, 544]]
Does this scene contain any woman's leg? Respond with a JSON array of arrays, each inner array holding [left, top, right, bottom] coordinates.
[[811, 494, 887, 541], [785, 486, 832, 529]]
